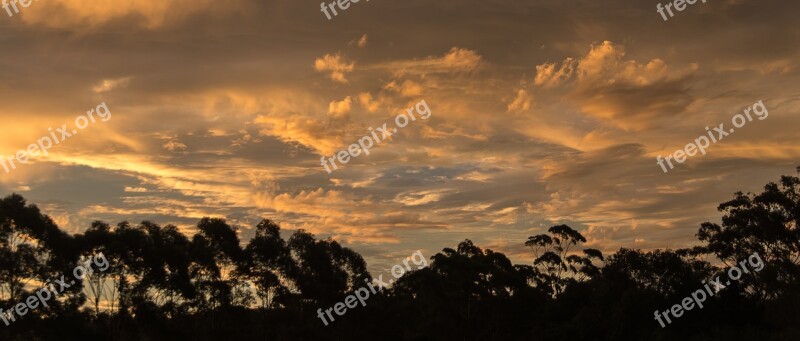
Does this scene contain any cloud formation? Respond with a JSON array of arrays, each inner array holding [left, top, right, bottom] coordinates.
[[314, 53, 356, 83], [1, 0, 798, 272]]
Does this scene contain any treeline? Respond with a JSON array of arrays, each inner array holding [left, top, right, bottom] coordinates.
[[1, 176, 800, 340]]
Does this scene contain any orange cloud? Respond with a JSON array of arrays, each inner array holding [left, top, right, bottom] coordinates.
[[19, 0, 246, 29], [314, 53, 356, 83], [254, 114, 345, 156], [375, 47, 482, 76], [328, 96, 352, 118], [534, 41, 697, 131], [507, 89, 532, 113]]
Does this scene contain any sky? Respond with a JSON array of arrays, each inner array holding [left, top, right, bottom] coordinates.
[[0, 0, 798, 273]]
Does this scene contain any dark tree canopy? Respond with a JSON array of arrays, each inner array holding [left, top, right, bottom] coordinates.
[[1, 176, 800, 340]]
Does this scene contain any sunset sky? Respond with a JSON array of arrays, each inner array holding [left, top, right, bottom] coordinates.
[[0, 0, 797, 273]]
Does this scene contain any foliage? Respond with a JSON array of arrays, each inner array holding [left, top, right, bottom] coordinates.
[[1, 176, 800, 340]]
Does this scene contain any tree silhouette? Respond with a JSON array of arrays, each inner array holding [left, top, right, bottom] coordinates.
[[1, 176, 800, 340], [136, 221, 194, 312], [286, 229, 370, 306], [189, 218, 247, 311], [390, 240, 547, 340], [242, 219, 295, 310], [526, 224, 603, 296], [698, 175, 800, 300], [0, 195, 78, 308]]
